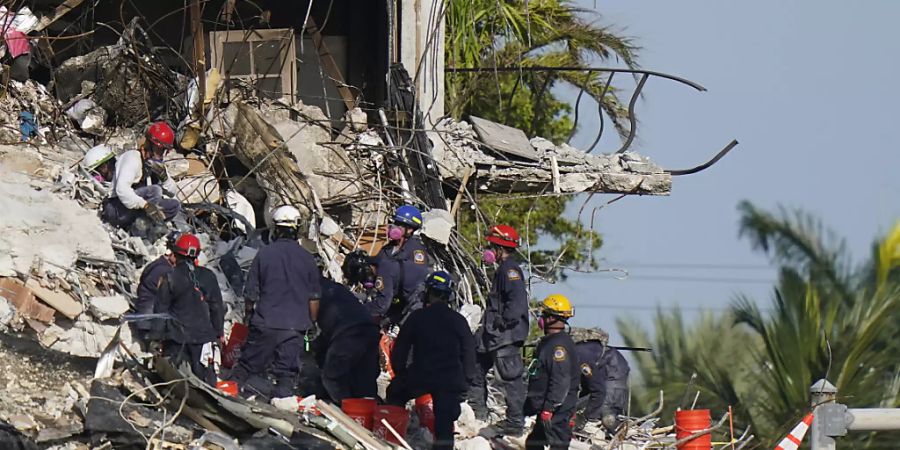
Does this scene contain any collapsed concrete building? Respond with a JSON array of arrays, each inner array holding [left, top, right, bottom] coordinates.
[[0, 1, 741, 449]]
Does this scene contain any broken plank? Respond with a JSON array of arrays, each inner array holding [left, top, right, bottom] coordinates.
[[34, 0, 86, 32], [305, 17, 357, 111], [317, 400, 393, 450], [25, 279, 83, 320], [0, 278, 56, 323]]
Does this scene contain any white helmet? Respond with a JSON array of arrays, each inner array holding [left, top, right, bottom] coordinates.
[[272, 205, 302, 228], [82, 145, 115, 171]]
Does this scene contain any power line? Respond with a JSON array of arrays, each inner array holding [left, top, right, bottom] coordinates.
[[613, 275, 773, 285], [605, 262, 772, 271]]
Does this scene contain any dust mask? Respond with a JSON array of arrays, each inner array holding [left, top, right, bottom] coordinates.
[[482, 249, 497, 265], [537, 317, 545, 330], [388, 225, 405, 241]]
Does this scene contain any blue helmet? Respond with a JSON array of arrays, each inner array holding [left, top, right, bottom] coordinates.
[[394, 205, 423, 229], [425, 270, 454, 295]]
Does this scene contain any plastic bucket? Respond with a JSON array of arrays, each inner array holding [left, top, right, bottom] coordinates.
[[216, 380, 238, 397], [222, 323, 249, 369], [675, 409, 712, 450], [342, 398, 377, 430], [415, 394, 435, 435], [373, 405, 410, 444]]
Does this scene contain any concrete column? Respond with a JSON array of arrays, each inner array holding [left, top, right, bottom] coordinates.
[[398, 0, 445, 127], [810, 379, 838, 450]]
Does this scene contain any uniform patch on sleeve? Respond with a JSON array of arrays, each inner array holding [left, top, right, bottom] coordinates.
[[375, 277, 385, 291], [413, 250, 426, 265], [553, 346, 567, 362], [581, 363, 593, 377], [507, 269, 521, 281]]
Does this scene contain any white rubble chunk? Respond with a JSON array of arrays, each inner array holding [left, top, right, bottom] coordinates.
[[421, 208, 454, 245], [88, 295, 129, 321]]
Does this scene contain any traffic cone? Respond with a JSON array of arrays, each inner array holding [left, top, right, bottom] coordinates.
[[774, 413, 814, 450]]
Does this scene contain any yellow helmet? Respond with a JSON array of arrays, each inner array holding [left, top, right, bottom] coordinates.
[[541, 294, 574, 318]]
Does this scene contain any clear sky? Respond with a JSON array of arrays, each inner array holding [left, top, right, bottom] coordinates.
[[531, 0, 900, 343]]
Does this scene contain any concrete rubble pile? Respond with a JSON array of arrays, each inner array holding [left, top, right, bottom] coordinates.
[[0, 14, 682, 450]]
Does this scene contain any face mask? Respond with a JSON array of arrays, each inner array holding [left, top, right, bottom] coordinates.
[[93, 174, 105, 182], [537, 317, 545, 330], [388, 225, 405, 241], [482, 249, 497, 265], [363, 279, 375, 289]]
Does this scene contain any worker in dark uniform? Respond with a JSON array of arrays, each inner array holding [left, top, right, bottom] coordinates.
[[133, 249, 175, 343], [150, 234, 225, 386], [387, 271, 477, 450], [525, 295, 579, 450], [367, 205, 433, 325], [342, 250, 378, 303], [470, 224, 529, 436], [228, 205, 322, 398], [313, 253, 381, 403], [573, 327, 630, 435]]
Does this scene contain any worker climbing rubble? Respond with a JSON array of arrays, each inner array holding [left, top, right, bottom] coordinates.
[[470, 224, 529, 436], [228, 205, 321, 399], [573, 327, 631, 436], [386, 270, 477, 450], [100, 121, 184, 234], [131, 235, 177, 345], [524, 295, 580, 450], [368, 205, 435, 326], [150, 233, 225, 386], [312, 251, 381, 404]]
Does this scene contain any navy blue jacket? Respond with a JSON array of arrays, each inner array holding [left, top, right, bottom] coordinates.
[[527, 331, 580, 414], [135, 256, 173, 331], [478, 257, 529, 352], [316, 278, 378, 354], [244, 238, 321, 330], [367, 236, 433, 317], [391, 302, 477, 393], [577, 342, 629, 419], [152, 261, 224, 344]]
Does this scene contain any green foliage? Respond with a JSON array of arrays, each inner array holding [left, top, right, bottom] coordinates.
[[446, 0, 635, 279], [619, 203, 900, 447]]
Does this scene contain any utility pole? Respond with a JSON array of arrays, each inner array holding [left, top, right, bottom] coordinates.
[[809, 379, 900, 449]]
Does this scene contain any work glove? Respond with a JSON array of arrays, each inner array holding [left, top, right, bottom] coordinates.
[[146, 160, 169, 182], [540, 410, 553, 429], [144, 202, 166, 223]]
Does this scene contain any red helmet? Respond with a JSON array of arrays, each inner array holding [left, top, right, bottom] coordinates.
[[486, 224, 519, 248], [147, 121, 175, 150], [173, 234, 201, 258]]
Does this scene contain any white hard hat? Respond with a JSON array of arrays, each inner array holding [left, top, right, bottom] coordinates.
[[83, 145, 115, 171], [272, 205, 302, 228]]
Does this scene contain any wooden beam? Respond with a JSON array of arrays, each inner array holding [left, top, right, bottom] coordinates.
[[34, 0, 86, 32], [189, 0, 207, 108], [304, 17, 357, 111]]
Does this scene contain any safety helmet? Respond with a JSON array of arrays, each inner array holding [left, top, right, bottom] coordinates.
[[146, 121, 175, 150], [342, 250, 374, 284], [541, 294, 574, 318], [272, 205, 302, 228], [82, 145, 116, 171], [393, 205, 423, 229], [486, 224, 519, 248], [172, 233, 201, 258], [424, 270, 454, 295]]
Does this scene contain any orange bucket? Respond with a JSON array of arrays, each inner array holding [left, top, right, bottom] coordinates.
[[342, 398, 377, 430], [222, 323, 249, 369], [415, 394, 435, 435], [372, 405, 410, 444], [675, 409, 712, 450], [216, 380, 238, 397]]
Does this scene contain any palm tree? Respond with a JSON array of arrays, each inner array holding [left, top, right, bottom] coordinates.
[[446, 0, 639, 140]]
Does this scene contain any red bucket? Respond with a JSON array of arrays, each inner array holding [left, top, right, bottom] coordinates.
[[342, 398, 377, 430], [222, 323, 249, 369], [675, 409, 712, 450], [216, 380, 238, 397], [373, 405, 410, 444], [415, 394, 435, 435]]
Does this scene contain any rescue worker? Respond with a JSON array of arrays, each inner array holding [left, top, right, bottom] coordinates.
[[81, 144, 117, 183], [525, 295, 579, 450], [342, 250, 378, 302], [573, 328, 630, 434], [367, 205, 433, 325], [387, 271, 476, 450], [101, 121, 182, 230], [470, 224, 529, 435], [313, 254, 380, 403], [133, 245, 176, 343], [229, 205, 321, 398], [150, 234, 225, 386]]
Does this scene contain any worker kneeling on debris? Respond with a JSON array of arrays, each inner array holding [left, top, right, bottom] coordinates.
[[312, 251, 380, 403], [228, 205, 321, 399], [368, 205, 434, 325], [82, 144, 117, 184], [101, 121, 184, 232], [150, 234, 225, 386], [525, 295, 580, 450], [573, 327, 630, 436], [386, 270, 476, 450]]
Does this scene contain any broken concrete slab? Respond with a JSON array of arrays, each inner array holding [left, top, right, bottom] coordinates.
[[87, 295, 128, 321], [0, 278, 56, 323], [421, 209, 454, 245]]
